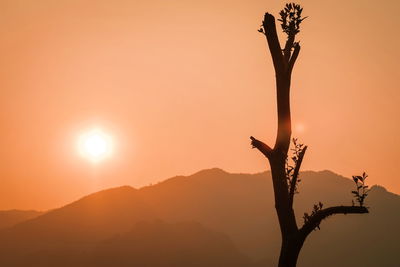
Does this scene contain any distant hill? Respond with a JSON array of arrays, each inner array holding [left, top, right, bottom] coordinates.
[[0, 220, 251, 267], [0, 169, 398, 266], [92, 220, 251, 267], [0, 210, 43, 230]]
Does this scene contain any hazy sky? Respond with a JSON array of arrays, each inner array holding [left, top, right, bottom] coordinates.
[[1, 0, 399, 210]]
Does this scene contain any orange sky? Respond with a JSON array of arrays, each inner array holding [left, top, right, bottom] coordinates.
[[1, 0, 399, 210]]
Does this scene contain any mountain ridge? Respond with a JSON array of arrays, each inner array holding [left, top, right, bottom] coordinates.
[[0, 169, 398, 266]]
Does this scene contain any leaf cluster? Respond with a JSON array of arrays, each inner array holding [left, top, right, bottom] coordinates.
[[303, 202, 324, 230], [278, 3, 307, 37], [285, 138, 304, 192], [351, 172, 369, 207]]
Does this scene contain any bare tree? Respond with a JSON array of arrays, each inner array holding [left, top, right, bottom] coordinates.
[[250, 3, 369, 267]]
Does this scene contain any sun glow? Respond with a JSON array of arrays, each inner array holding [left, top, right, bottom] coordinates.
[[78, 129, 113, 162], [294, 123, 306, 134]]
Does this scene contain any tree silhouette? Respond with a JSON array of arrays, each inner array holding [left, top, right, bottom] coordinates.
[[250, 3, 369, 267]]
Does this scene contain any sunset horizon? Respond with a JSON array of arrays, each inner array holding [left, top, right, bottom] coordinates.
[[1, 0, 399, 211], [0, 1, 399, 266]]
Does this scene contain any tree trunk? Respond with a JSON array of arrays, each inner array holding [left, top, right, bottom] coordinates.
[[250, 8, 369, 267], [278, 236, 304, 267], [269, 154, 299, 267], [269, 155, 297, 236]]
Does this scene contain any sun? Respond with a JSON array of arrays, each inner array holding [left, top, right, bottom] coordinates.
[[78, 129, 113, 162]]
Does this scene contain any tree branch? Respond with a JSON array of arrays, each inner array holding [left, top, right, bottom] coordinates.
[[288, 146, 307, 207], [262, 13, 284, 73], [283, 35, 295, 64], [250, 136, 273, 158], [300, 205, 369, 238], [288, 43, 300, 74]]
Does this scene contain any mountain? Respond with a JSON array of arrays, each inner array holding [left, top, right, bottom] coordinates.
[[0, 210, 43, 230], [0, 220, 251, 267], [138, 169, 400, 266], [91, 220, 250, 267], [0, 169, 399, 266], [1, 186, 156, 242]]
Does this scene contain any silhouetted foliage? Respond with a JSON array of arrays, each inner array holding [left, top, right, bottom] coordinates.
[[352, 172, 369, 207], [250, 3, 369, 267], [286, 138, 307, 196], [278, 3, 307, 37], [303, 202, 323, 230]]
